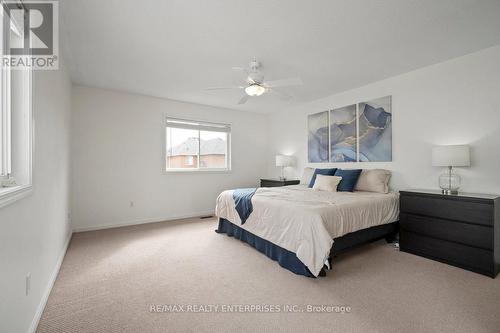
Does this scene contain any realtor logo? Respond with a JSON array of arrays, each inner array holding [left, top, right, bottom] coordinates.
[[2, 0, 59, 69]]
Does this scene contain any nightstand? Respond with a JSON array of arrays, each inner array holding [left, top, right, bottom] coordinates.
[[399, 189, 500, 278], [260, 179, 300, 188]]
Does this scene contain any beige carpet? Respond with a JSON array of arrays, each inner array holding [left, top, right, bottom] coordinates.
[[37, 217, 500, 333]]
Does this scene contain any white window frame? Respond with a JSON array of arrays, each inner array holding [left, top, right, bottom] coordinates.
[[0, 2, 33, 208], [164, 116, 231, 173], [0, 53, 11, 178]]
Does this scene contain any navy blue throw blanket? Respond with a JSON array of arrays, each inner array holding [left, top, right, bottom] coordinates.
[[232, 188, 257, 224]]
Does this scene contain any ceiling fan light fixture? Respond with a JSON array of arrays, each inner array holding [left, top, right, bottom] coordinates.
[[245, 84, 266, 97]]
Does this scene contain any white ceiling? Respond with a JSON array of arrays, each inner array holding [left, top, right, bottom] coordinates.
[[61, 0, 500, 113]]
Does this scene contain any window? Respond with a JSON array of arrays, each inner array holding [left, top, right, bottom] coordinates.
[[165, 117, 230, 171], [0, 3, 33, 206], [0, 3, 11, 178]]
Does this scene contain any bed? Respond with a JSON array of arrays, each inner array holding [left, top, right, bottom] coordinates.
[[215, 184, 399, 277]]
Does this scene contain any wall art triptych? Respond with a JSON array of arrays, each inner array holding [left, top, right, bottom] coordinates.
[[307, 96, 392, 163]]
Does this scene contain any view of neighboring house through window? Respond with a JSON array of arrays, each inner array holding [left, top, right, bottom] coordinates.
[[185, 155, 194, 166], [166, 118, 230, 171]]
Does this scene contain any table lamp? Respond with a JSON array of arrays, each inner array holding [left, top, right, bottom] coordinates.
[[275, 155, 294, 181], [432, 145, 470, 195]]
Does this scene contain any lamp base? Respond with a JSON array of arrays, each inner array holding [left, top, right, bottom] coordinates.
[[279, 166, 287, 181], [438, 166, 461, 196], [442, 189, 458, 195]]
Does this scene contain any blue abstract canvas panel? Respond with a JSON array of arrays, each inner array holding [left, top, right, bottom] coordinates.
[[330, 105, 357, 162], [358, 96, 392, 162], [308, 111, 329, 162]]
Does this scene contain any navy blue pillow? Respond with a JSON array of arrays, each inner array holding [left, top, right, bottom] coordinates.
[[335, 169, 362, 192], [308, 168, 337, 188]]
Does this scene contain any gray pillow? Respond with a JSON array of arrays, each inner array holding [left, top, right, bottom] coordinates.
[[355, 169, 391, 193], [300, 167, 315, 185]]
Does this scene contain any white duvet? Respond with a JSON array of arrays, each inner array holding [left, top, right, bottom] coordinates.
[[215, 185, 399, 277]]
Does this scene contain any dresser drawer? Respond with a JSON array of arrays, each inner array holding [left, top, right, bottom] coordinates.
[[400, 231, 493, 276], [400, 213, 493, 250], [400, 194, 493, 226]]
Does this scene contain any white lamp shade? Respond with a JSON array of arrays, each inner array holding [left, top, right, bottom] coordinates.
[[276, 155, 294, 167], [432, 145, 470, 167]]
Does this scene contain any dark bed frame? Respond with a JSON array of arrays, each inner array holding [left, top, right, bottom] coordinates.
[[217, 218, 399, 277], [333, 221, 399, 255], [320, 221, 399, 276]]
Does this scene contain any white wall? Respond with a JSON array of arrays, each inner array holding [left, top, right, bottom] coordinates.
[[72, 45, 500, 233], [71, 86, 268, 231], [267, 45, 500, 194], [0, 65, 72, 331]]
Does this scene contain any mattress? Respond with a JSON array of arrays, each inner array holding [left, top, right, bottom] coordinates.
[[215, 184, 399, 277]]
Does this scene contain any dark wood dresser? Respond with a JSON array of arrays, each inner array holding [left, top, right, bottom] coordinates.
[[399, 190, 500, 278], [260, 179, 300, 188]]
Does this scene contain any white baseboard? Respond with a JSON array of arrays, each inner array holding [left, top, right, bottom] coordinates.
[[28, 231, 73, 333], [72, 210, 216, 233]]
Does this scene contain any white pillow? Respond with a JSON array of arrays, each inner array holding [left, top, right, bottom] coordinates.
[[312, 175, 342, 192], [355, 169, 391, 193], [300, 167, 315, 185]]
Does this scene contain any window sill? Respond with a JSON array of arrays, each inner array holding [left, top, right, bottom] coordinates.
[[0, 185, 33, 209], [164, 168, 232, 174]]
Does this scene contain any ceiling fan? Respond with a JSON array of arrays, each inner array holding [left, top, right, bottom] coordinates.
[[204, 59, 303, 105]]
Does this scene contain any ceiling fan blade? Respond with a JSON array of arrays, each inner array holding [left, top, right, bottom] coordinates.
[[237, 95, 249, 105], [264, 77, 303, 88], [268, 88, 292, 101], [231, 67, 254, 84], [204, 86, 244, 91]]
